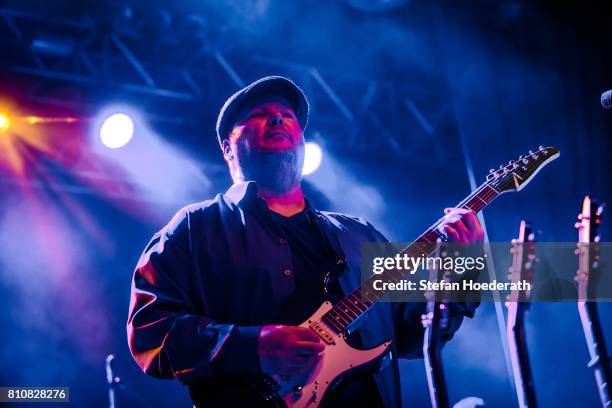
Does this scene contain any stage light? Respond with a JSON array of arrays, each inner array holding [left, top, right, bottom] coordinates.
[[0, 113, 10, 132], [99, 113, 134, 149], [303, 142, 323, 175]]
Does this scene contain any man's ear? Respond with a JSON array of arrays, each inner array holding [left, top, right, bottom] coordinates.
[[221, 139, 233, 161]]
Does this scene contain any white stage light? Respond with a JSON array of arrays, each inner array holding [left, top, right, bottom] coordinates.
[[99, 113, 134, 149], [303, 142, 323, 175]]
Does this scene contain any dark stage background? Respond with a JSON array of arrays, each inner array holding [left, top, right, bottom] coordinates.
[[0, 0, 611, 407]]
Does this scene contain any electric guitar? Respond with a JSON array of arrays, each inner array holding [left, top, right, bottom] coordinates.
[[249, 146, 559, 407], [422, 241, 452, 408], [506, 220, 537, 408], [575, 196, 611, 407]]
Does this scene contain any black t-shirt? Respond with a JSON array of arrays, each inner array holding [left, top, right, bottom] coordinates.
[[272, 209, 331, 325], [270, 209, 384, 407]]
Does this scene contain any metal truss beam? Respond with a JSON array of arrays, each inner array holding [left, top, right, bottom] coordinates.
[[0, 6, 458, 166]]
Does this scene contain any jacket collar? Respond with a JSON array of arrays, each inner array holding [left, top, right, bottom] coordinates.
[[224, 181, 317, 214], [224, 181, 259, 207]]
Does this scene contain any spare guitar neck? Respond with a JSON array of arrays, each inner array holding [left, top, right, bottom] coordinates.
[[422, 241, 452, 408], [575, 196, 612, 408], [506, 221, 538, 408]]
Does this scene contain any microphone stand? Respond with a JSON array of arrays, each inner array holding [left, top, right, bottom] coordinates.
[[106, 354, 117, 408]]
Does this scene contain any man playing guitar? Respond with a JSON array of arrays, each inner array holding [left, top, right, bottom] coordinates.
[[127, 76, 484, 407]]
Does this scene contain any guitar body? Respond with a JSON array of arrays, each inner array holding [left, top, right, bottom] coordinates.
[[271, 301, 391, 407]]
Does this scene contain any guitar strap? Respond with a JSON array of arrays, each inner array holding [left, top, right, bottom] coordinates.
[[311, 209, 394, 374], [309, 210, 348, 302]]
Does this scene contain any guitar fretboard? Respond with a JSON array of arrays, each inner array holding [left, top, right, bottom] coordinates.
[[321, 182, 500, 333]]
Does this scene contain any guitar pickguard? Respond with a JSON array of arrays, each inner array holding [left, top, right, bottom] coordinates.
[[265, 301, 390, 408]]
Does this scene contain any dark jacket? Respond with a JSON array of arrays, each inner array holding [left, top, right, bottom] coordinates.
[[127, 181, 477, 407]]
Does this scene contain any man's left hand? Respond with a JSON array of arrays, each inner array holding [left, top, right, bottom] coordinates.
[[438, 208, 484, 244]]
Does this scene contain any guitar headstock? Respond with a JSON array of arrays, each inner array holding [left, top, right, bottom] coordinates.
[[486, 146, 560, 193], [575, 196, 605, 300], [506, 220, 537, 303]]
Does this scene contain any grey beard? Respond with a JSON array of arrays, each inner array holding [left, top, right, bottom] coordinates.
[[237, 147, 304, 194]]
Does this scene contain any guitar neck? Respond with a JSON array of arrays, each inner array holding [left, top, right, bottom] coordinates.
[[576, 196, 612, 407], [506, 220, 538, 408], [423, 243, 452, 408], [507, 302, 537, 407], [578, 301, 612, 407], [322, 182, 500, 333], [424, 319, 450, 408]]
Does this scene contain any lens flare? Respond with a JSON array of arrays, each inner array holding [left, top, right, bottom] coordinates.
[[303, 141, 323, 175], [0, 113, 10, 132], [99, 113, 134, 149], [0, 103, 62, 176]]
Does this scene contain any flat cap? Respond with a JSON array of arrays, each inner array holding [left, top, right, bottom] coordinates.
[[216, 76, 309, 147]]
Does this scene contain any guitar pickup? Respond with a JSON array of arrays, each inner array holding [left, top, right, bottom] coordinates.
[[309, 321, 336, 345]]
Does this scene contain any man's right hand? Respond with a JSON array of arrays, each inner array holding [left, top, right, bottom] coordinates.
[[258, 325, 325, 377]]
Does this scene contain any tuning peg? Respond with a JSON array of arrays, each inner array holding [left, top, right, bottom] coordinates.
[[489, 168, 495, 173], [529, 150, 534, 155], [538, 145, 544, 150]]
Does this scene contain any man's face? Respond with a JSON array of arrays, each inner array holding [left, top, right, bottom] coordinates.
[[229, 100, 303, 152], [224, 99, 305, 190]]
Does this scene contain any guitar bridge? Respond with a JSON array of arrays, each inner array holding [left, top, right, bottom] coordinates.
[[309, 321, 336, 345]]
